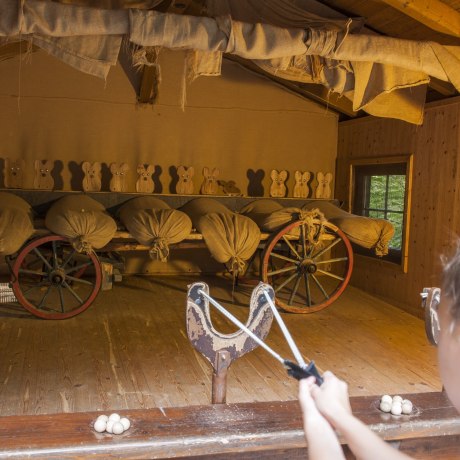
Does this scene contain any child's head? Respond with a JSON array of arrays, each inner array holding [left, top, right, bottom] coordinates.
[[439, 244, 460, 411]]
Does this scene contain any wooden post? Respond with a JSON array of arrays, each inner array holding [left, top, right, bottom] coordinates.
[[212, 351, 230, 404]]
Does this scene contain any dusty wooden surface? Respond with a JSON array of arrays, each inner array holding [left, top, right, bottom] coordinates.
[[0, 274, 441, 416], [0, 392, 458, 459]]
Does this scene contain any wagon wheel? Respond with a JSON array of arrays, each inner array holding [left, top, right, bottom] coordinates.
[[12, 235, 102, 319], [261, 219, 353, 313]]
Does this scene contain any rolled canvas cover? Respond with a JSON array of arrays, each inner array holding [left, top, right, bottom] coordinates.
[[118, 197, 192, 261], [240, 199, 301, 233], [0, 192, 34, 256], [45, 195, 117, 253], [303, 201, 395, 256]]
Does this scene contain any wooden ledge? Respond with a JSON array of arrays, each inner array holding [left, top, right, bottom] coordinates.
[[0, 392, 458, 459]]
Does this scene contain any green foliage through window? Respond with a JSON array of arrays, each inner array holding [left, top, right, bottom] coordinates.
[[352, 161, 408, 262]]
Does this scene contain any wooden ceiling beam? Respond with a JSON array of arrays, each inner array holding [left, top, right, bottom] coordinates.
[[379, 0, 460, 37]]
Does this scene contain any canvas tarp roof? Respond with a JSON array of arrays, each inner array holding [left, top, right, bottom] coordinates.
[[1, 0, 460, 124]]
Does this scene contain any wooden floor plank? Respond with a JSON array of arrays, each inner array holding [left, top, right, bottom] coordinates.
[[0, 274, 442, 416]]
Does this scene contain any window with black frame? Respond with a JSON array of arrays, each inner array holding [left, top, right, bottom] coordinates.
[[351, 159, 411, 266]]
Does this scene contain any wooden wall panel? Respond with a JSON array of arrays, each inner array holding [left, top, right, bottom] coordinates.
[[337, 99, 460, 317]]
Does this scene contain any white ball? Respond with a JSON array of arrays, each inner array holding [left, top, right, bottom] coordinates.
[[96, 414, 109, 423], [381, 395, 392, 404], [93, 419, 107, 433], [112, 422, 124, 435], [402, 401, 413, 414], [108, 413, 121, 422], [106, 420, 115, 434], [391, 403, 402, 416], [392, 395, 403, 404], [120, 417, 131, 430], [379, 401, 392, 413]]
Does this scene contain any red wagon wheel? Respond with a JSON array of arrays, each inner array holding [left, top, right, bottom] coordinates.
[[12, 235, 102, 319], [261, 219, 353, 314]]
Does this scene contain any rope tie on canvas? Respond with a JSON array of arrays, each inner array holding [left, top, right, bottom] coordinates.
[[149, 237, 170, 262]]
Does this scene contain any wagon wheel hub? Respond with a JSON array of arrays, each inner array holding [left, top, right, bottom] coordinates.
[[50, 269, 66, 285], [300, 259, 317, 274]]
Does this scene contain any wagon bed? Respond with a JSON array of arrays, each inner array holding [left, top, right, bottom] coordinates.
[[3, 190, 352, 319]]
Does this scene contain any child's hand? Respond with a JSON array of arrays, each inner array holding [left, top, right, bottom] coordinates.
[[298, 377, 346, 459], [309, 371, 352, 427]]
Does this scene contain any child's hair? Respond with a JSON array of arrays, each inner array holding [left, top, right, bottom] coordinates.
[[442, 242, 460, 320]]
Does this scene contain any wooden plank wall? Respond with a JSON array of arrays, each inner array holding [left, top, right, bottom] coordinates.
[[337, 97, 460, 317]]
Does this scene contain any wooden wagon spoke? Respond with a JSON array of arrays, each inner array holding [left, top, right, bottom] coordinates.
[[18, 268, 47, 277], [311, 274, 330, 299], [62, 281, 83, 304], [37, 285, 53, 309], [58, 285, 66, 313], [269, 252, 298, 264], [267, 264, 298, 277], [315, 257, 349, 265], [65, 261, 93, 275], [300, 224, 307, 258], [312, 237, 342, 260], [61, 249, 77, 270], [52, 240, 59, 268], [274, 272, 298, 293], [65, 274, 93, 286], [304, 273, 311, 307], [23, 281, 47, 294], [282, 236, 301, 259], [33, 247, 53, 270], [316, 269, 345, 281], [288, 274, 302, 305]]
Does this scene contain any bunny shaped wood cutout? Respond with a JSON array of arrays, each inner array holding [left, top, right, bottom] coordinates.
[[315, 172, 333, 199], [270, 169, 288, 198], [176, 165, 194, 195], [110, 162, 129, 192], [293, 170, 311, 198], [82, 161, 102, 192], [200, 167, 220, 195], [136, 164, 155, 193], [33, 160, 54, 190], [4, 158, 25, 189]]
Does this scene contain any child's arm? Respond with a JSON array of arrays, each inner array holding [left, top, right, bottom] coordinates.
[[308, 372, 412, 460]]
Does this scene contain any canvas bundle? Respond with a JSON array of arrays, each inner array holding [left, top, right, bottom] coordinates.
[[118, 197, 192, 261], [0, 192, 34, 256], [45, 195, 117, 253], [240, 199, 302, 234], [303, 201, 395, 256], [181, 198, 260, 274]]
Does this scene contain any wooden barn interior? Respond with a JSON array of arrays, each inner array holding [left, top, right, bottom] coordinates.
[[1, 0, 460, 458]]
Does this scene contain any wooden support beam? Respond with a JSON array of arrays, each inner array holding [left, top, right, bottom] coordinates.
[[0, 392, 459, 459], [379, 0, 460, 37], [225, 55, 357, 118]]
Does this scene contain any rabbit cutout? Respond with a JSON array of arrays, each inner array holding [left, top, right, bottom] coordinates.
[[4, 158, 25, 189], [176, 165, 194, 195], [110, 162, 129, 192], [270, 169, 288, 197], [200, 167, 220, 195], [82, 161, 102, 192], [293, 170, 311, 198], [33, 160, 54, 190], [136, 164, 155, 193], [315, 172, 333, 199]]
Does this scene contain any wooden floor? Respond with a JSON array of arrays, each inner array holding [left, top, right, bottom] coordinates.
[[0, 275, 441, 417]]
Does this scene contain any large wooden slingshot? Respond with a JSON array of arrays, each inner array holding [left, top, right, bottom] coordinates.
[[186, 282, 323, 404]]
